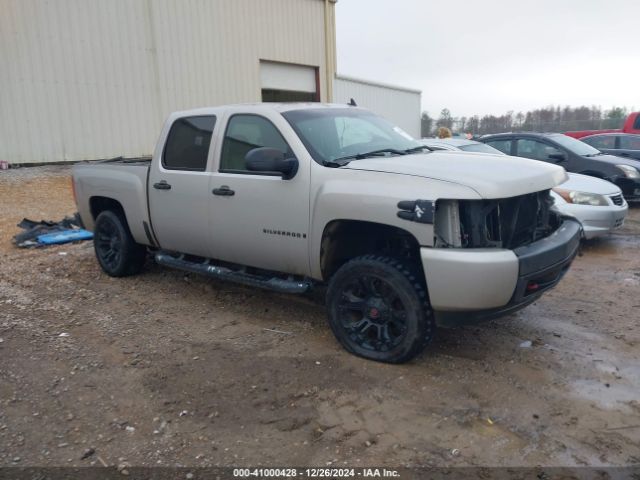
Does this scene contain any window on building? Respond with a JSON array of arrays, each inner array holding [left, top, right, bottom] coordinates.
[[163, 116, 216, 171], [220, 115, 292, 172], [260, 61, 319, 103]]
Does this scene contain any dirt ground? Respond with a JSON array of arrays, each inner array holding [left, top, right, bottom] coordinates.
[[1, 165, 639, 469]]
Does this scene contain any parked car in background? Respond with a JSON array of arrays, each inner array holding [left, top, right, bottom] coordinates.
[[551, 174, 627, 239], [580, 133, 640, 161], [479, 132, 640, 200], [565, 112, 640, 139], [420, 138, 504, 154], [421, 138, 628, 239]]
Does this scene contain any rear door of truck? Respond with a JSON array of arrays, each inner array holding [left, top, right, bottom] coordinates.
[[148, 115, 218, 257]]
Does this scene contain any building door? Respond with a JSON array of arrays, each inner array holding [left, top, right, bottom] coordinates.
[[260, 61, 319, 103]]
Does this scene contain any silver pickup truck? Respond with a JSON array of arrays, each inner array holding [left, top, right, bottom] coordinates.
[[72, 103, 581, 363]]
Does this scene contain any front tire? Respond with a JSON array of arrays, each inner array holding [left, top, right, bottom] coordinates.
[[326, 255, 434, 363], [93, 210, 146, 277]]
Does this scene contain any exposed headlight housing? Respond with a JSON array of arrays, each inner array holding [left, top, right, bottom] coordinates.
[[617, 164, 640, 178], [553, 189, 609, 206]]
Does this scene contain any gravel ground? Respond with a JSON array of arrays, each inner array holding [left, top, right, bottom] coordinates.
[[1, 165, 639, 469]]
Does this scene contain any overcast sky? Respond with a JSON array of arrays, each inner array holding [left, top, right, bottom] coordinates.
[[335, 0, 639, 118]]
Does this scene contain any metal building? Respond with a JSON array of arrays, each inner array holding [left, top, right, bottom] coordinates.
[[0, 0, 420, 165], [334, 74, 421, 138]]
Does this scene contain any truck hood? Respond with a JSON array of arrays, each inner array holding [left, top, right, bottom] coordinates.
[[343, 151, 568, 198]]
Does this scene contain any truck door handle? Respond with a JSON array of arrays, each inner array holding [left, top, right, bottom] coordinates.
[[153, 181, 172, 190], [212, 186, 235, 196]]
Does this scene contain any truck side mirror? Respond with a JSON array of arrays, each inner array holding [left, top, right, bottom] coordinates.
[[245, 147, 298, 180], [548, 152, 566, 163]]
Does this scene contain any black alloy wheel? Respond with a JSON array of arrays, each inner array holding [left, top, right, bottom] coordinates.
[[326, 255, 434, 363], [93, 210, 146, 277]]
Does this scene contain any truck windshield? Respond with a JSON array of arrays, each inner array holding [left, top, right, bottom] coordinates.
[[551, 134, 602, 157], [282, 108, 422, 165]]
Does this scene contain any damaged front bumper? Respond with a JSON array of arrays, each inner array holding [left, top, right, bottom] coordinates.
[[421, 218, 582, 327]]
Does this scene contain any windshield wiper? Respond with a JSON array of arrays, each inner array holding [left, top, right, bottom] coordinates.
[[323, 160, 346, 168], [330, 148, 408, 165], [403, 145, 433, 153]]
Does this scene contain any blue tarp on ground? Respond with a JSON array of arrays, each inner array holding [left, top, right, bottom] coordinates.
[[37, 229, 93, 245], [13, 214, 93, 247]]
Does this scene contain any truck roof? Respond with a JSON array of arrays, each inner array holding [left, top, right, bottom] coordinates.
[[170, 102, 363, 118]]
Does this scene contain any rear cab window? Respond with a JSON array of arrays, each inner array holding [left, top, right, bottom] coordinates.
[[163, 116, 216, 171]]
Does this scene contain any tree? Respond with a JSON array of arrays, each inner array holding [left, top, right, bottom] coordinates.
[[458, 116, 468, 133], [424, 105, 632, 135], [606, 106, 627, 120], [420, 112, 433, 138], [436, 108, 453, 129], [466, 116, 480, 134]]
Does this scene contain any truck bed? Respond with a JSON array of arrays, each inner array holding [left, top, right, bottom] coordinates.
[[72, 159, 153, 246], [97, 156, 152, 166]]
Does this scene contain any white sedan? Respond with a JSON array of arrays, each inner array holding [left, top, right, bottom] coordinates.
[[421, 138, 628, 239]]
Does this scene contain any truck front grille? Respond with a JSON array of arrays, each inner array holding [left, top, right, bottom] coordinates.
[[454, 191, 560, 249]]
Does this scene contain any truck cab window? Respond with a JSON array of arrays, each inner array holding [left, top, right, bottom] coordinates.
[[220, 115, 291, 172], [163, 116, 216, 171]]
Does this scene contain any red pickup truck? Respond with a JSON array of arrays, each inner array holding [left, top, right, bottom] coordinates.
[[565, 112, 640, 139]]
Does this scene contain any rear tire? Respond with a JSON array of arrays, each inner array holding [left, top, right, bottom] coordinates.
[[326, 255, 434, 363], [93, 210, 146, 277]]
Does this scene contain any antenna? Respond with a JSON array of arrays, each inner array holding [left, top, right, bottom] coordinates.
[[348, 98, 357, 107]]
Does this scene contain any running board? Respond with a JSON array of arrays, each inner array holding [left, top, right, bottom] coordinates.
[[154, 252, 312, 294]]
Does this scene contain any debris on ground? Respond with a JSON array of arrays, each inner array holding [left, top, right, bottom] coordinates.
[[80, 447, 96, 460], [12, 214, 92, 247]]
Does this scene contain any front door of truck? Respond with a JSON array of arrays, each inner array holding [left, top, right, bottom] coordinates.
[[207, 112, 311, 276], [148, 115, 217, 258]]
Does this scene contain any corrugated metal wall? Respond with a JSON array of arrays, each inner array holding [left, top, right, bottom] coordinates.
[[334, 75, 422, 138], [0, 0, 330, 163]]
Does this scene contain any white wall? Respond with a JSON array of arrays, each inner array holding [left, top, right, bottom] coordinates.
[[333, 74, 421, 138], [0, 0, 331, 163]]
